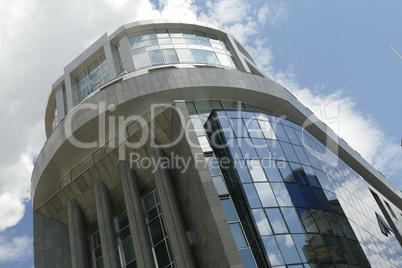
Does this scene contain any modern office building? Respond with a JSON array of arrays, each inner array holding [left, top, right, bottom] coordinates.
[[32, 19, 402, 268]]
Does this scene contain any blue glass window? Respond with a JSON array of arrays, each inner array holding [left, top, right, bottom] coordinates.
[[204, 51, 220, 64], [314, 170, 333, 191], [281, 207, 304, 233], [273, 123, 289, 142], [244, 119, 264, 138], [266, 208, 288, 234], [283, 125, 300, 145], [286, 184, 308, 207], [313, 187, 332, 211], [233, 160, 252, 182], [275, 234, 302, 264], [291, 234, 309, 263], [261, 160, 283, 182], [226, 139, 243, 160], [271, 183, 293, 206], [238, 249, 257, 268], [293, 145, 310, 165], [259, 120, 277, 140], [262, 236, 284, 266], [230, 118, 248, 137], [303, 165, 321, 187], [246, 160, 267, 182], [296, 208, 319, 233], [237, 138, 258, 159], [230, 223, 248, 248], [252, 139, 272, 159], [255, 183, 278, 207], [162, 49, 179, 63], [267, 140, 286, 160], [190, 49, 207, 63], [299, 185, 321, 209], [148, 50, 164, 65], [243, 184, 262, 208], [280, 142, 299, 163], [252, 209, 272, 236], [221, 199, 238, 222], [276, 161, 294, 182]]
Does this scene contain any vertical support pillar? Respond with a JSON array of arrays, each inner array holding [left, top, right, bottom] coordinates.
[[146, 140, 196, 268], [93, 180, 120, 267], [67, 199, 89, 268], [119, 161, 155, 267]]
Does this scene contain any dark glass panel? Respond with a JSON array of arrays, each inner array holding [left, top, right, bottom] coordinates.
[[303, 165, 321, 187], [243, 184, 262, 208], [154, 241, 171, 267], [221, 198, 239, 222], [300, 185, 321, 209], [122, 239, 136, 264], [313, 187, 332, 211], [281, 207, 304, 233], [297, 208, 319, 233], [286, 183, 308, 207], [292, 233, 309, 263], [149, 218, 164, 245], [314, 170, 333, 191], [262, 236, 285, 266], [119, 227, 131, 241], [311, 210, 332, 235], [266, 208, 288, 234], [275, 234, 302, 264], [293, 170, 310, 185], [142, 194, 156, 212]]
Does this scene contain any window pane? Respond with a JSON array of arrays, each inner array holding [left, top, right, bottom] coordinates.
[[262, 236, 284, 266], [280, 142, 299, 163], [199, 39, 212, 46], [266, 208, 288, 234], [275, 234, 301, 264], [221, 199, 238, 222], [149, 218, 164, 245], [148, 50, 164, 65], [286, 184, 308, 207], [267, 140, 286, 160], [212, 176, 229, 195], [122, 239, 136, 264], [190, 49, 207, 63], [216, 53, 232, 66], [239, 249, 257, 268], [133, 52, 150, 69], [227, 139, 243, 160], [271, 183, 293, 206], [204, 50, 220, 64], [252, 139, 272, 159], [274, 124, 290, 142], [259, 120, 277, 140], [230, 118, 248, 137], [276, 161, 294, 182], [283, 126, 300, 145], [154, 241, 170, 267], [246, 160, 267, 182], [261, 160, 283, 182], [252, 209, 272, 236], [234, 160, 252, 183], [297, 208, 319, 233], [243, 184, 262, 208], [255, 183, 278, 207], [205, 156, 221, 176], [292, 234, 309, 263], [237, 138, 258, 159], [176, 48, 193, 62], [162, 49, 179, 63], [244, 119, 264, 138], [281, 207, 304, 233], [229, 223, 248, 249], [300, 185, 320, 209], [142, 193, 156, 211], [293, 145, 310, 166]]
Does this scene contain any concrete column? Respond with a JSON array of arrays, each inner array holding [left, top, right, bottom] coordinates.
[[119, 161, 155, 267], [93, 180, 120, 267], [146, 140, 196, 268], [67, 199, 89, 268]]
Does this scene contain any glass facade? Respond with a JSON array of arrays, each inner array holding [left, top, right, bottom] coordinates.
[[185, 103, 402, 268], [128, 29, 239, 70], [114, 212, 136, 268], [75, 54, 109, 103]]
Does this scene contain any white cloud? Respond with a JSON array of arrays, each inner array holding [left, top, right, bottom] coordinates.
[[0, 235, 33, 262], [257, 2, 288, 25]]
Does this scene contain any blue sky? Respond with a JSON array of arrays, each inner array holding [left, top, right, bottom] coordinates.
[[0, 0, 401, 267]]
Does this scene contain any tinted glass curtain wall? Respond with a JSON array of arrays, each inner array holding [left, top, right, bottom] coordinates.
[[205, 109, 400, 268]]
